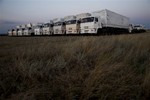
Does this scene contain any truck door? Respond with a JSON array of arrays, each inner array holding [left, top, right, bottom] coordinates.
[[94, 17, 99, 30]]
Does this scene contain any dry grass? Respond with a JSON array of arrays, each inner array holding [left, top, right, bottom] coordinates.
[[0, 32, 150, 100]]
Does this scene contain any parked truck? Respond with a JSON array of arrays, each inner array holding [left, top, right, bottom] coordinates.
[[34, 23, 44, 35], [64, 15, 80, 34], [132, 24, 146, 33], [23, 23, 34, 36], [8, 29, 13, 36], [42, 21, 54, 35], [53, 18, 66, 34], [12, 29, 18, 36], [17, 25, 25, 36], [80, 9, 130, 34]]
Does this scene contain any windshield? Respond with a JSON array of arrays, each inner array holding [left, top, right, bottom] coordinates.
[[66, 20, 77, 25], [35, 25, 43, 28], [134, 25, 141, 27], [54, 22, 62, 26], [81, 17, 94, 23], [44, 23, 50, 27]]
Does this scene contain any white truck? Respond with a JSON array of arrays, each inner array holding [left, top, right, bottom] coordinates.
[[42, 21, 54, 35], [132, 24, 145, 33], [34, 23, 43, 35], [24, 23, 34, 36], [53, 18, 66, 34], [80, 9, 130, 34], [16, 25, 25, 36], [17, 25, 25, 36], [8, 29, 13, 36], [64, 15, 80, 34], [12, 29, 18, 36]]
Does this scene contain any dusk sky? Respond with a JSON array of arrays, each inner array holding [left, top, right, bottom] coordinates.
[[0, 0, 150, 34]]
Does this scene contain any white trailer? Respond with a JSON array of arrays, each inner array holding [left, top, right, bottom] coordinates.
[[76, 13, 91, 20], [53, 18, 66, 34], [80, 9, 130, 34], [34, 23, 43, 35]]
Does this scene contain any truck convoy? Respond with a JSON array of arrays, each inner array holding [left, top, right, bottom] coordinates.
[[8, 9, 145, 36]]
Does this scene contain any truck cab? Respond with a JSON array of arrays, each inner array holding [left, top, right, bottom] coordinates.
[[53, 18, 66, 34], [12, 29, 18, 36], [24, 27, 33, 36], [132, 24, 145, 33], [18, 28, 24, 36], [64, 15, 80, 34], [42, 22, 54, 35], [17, 25, 25, 36], [65, 19, 80, 34], [8, 29, 13, 36], [80, 16, 102, 34], [34, 24, 43, 35], [24, 23, 33, 36]]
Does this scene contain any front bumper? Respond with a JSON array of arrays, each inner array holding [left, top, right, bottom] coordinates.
[[80, 28, 97, 34]]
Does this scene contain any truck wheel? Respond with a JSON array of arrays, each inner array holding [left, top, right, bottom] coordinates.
[[97, 29, 101, 35]]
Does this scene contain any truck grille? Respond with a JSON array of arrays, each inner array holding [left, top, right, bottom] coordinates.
[[84, 26, 89, 29], [69, 28, 72, 30], [84, 30, 89, 33]]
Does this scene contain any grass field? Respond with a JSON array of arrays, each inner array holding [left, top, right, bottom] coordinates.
[[0, 32, 150, 100]]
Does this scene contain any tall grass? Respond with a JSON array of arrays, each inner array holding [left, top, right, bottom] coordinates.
[[0, 32, 150, 100]]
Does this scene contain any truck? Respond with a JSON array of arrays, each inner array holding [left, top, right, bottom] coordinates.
[[64, 15, 80, 34], [34, 23, 44, 35], [80, 9, 130, 34], [132, 24, 146, 33], [8, 29, 13, 36], [53, 18, 66, 34], [12, 29, 18, 36], [24, 23, 34, 36], [17, 25, 25, 36], [42, 21, 54, 35]]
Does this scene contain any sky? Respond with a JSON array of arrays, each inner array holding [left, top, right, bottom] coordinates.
[[0, 0, 150, 34]]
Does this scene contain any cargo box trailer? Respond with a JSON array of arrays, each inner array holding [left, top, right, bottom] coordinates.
[[80, 9, 130, 34], [53, 18, 66, 34], [76, 13, 91, 20]]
